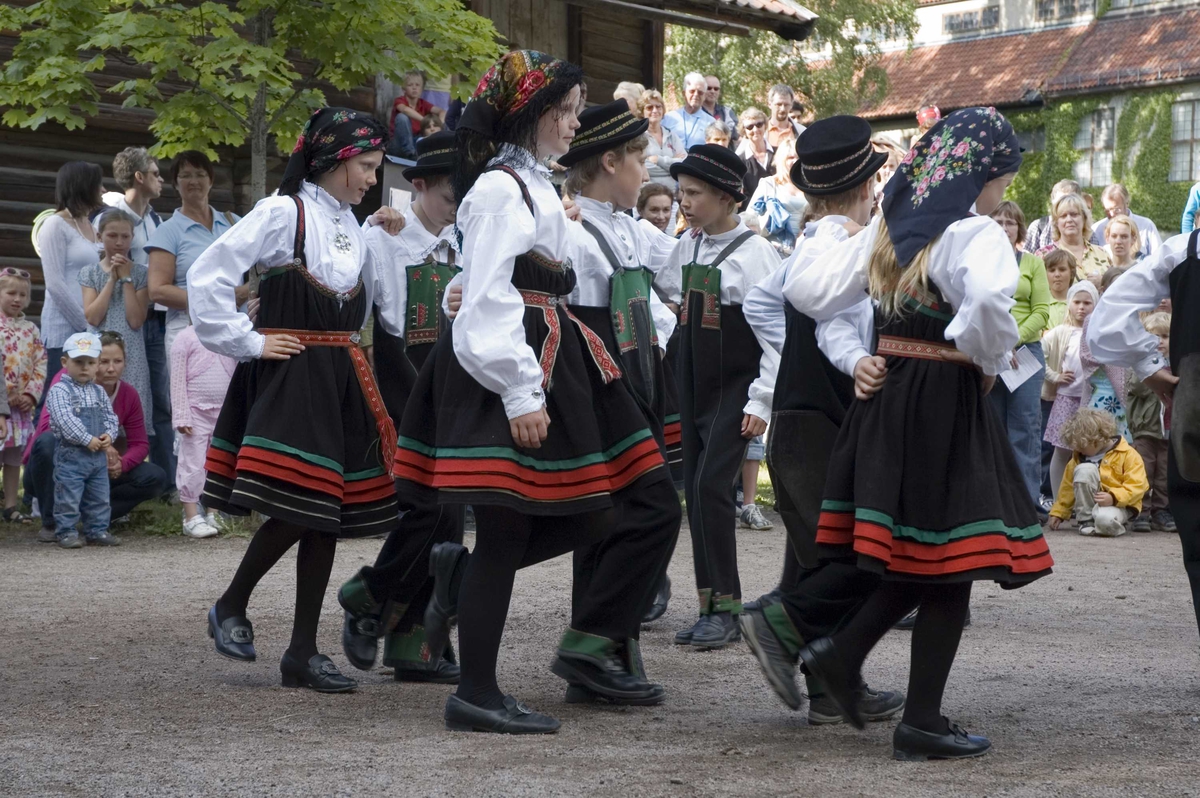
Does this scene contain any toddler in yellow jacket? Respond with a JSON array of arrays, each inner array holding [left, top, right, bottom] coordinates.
[[1048, 408, 1149, 537]]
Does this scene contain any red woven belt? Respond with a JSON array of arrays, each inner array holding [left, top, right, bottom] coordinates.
[[876, 335, 961, 364], [258, 328, 396, 466], [519, 290, 622, 388]]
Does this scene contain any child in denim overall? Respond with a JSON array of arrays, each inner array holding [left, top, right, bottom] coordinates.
[[46, 332, 120, 548]]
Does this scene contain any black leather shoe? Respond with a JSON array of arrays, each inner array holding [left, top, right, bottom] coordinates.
[[424, 542, 468, 664], [808, 683, 905, 725], [564, 682, 666, 705], [739, 608, 802, 710], [691, 611, 741, 650], [279, 653, 357, 693], [551, 653, 661, 702], [444, 694, 560, 734], [893, 608, 918, 630], [742, 587, 782, 613], [797, 637, 864, 729], [674, 616, 706, 645], [341, 611, 381, 671], [395, 656, 460, 684], [207, 605, 256, 662], [893, 718, 991, 761], [641, 574, 671, 624]]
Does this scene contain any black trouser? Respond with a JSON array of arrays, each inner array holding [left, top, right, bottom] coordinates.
[[1168, 448, 1200, 638], [360, 501, 464, 631], [682, 396, 749, 614], [571, 475, 680, 641]]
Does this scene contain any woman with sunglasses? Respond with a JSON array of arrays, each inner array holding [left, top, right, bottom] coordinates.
[[735, 108, 773, 211]]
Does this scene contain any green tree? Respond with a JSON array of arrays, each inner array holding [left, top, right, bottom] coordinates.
[[664, 0, 917, 119], [0, 0, 501, 199]]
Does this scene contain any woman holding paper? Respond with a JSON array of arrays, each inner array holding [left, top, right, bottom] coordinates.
[[989, 200, 1052, 510]]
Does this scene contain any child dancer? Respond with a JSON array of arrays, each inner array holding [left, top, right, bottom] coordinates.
[[336, 131, 465, 683], [46, 332, 119, 548], [0, 268, 45, 522], [1048, 408, 1148, 537], [392, 51, 669, 733], [170, 324, 234, 538], [740, 115, 904, 725], [192, 107, 404, 692], [662, 144, 780, 650], [1087, 231, 1200, 639], [782, 108, 1053, 761], [1126, 312, 1175, 532], [80, 210, 151, 427], [556, 99, 683, 703]]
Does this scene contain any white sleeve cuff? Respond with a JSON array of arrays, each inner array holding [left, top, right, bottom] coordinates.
[[1134, 352, 1168, 382], [501, 383, 547, 420], [839, 347, 872, 380], [743, 400, 772, 423], [977, 350, 1012, 378], [250, 332, 267, 361]]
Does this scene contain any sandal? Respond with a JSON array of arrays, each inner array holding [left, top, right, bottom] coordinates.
[[3, 506, 34, 524]]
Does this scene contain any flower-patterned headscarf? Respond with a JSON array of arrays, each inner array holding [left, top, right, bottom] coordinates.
[[279, 107, 387, 196], [459, 50, 581, 139], [882, 106, 1022, 267]]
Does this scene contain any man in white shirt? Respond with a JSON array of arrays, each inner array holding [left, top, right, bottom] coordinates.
[[662, 72, 717, 151], [1090, 182, 1162, 257]]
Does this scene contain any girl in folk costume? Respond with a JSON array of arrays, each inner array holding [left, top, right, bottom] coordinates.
[[662, 144, 781, 651], [552, 100, 683, 704], [391, 51, 669, 734], [739, 115, 903, 725], [783, 108, 1053, 761], [337, 131, 465, 684], [191, 107, 405, 693]]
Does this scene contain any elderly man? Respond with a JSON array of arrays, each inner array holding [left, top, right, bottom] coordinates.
[[766, 84, 804, 153], [1024, 178, 1080, 255], [703, 75, 738, 149], [1091, 183, 1162, 257], [663, 72, 717, 150]]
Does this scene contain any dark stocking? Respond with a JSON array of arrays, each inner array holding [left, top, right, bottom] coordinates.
[[454, 506, 531, 710], [215, 518, 305, 621], [902, 581, 972, 734], [829, 580, 923, 674], [285, 530, 338, 661]]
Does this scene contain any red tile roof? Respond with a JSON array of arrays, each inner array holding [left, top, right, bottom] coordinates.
[[860, 25, 1090, 120], [1046, 8, 1200, 94]]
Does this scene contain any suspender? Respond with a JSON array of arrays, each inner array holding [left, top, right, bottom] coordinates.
[[288, 195, 307, 265], [485, 164, 535, 215], [1188, 228, 1200, 262], [579, 219, 627, 272], [691, 229, 756, 267]]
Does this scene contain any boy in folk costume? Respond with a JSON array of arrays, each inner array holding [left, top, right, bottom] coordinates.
[[337, 131, 465, 683], [740, 116, 904, 724], [781, 108, 1053, 761], [1088, 227, 1200, 639], [662, 144, 781, 650], [553, 100, 683, 703]]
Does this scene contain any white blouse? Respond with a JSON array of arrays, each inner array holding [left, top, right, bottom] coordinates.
[[661, 219, 782, 421], [743, 216, 874, 378], [1087, 232, 1185, 380], [37, 214, 100, 348], [783, 215, 1020, 377], [363, 206, 458, 338], [187, 181, 378, 361], [453, 147, 576, 420], [570, 196, 676, 347]]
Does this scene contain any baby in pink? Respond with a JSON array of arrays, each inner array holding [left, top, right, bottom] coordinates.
[[170, 324, 235, 537]]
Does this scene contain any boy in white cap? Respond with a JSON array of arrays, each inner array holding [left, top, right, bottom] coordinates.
[[45, 332, 120, 548]]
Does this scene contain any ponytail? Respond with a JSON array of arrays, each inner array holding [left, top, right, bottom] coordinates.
[[867, 217, 936, 319]]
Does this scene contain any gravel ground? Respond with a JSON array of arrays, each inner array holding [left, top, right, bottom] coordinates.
[[2, 514, 1199, 797]]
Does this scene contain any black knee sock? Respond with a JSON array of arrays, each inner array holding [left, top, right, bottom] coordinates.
[[216, 518, 304, 620], [902, 582, 972, 734], [454, 507, 530, 710], [286, 531, 338, 662], [829, 581, 923, 675]]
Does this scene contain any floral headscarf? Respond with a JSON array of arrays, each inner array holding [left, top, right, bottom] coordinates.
[[459, 50, 579, 139], [882, 106, 1022, 267], [279, 107, 387, 196]]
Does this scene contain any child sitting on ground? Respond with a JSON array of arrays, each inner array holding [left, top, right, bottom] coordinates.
[[171, 324, 235, 539], [46, 332, 120, 548], [1126, 311, 1175, 532], [1048, 408, 1148, 538], [0, 267, 45, 523]]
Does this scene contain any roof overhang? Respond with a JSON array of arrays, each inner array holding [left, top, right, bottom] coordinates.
[[565, 0, 818, 40]]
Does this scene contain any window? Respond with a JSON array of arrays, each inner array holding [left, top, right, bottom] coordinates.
[[1038, 0, 1094, 19], [860, 22, 906, 44], [1170, 100, 1200, 183], [1017, 128, 1046, 154], [942, 6, 1000, 35], [1073, 108, 1114, 186]]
